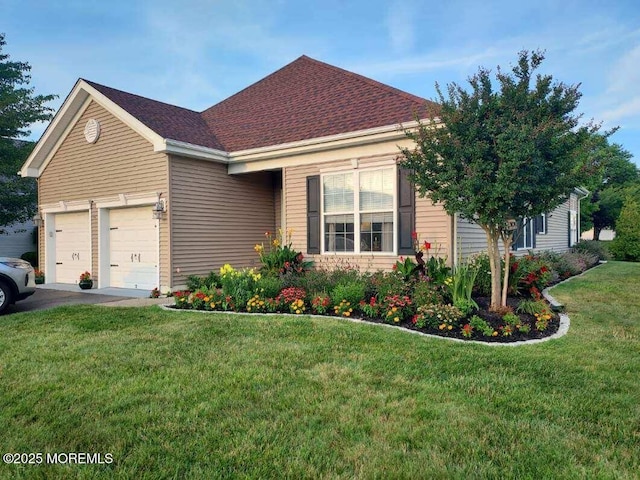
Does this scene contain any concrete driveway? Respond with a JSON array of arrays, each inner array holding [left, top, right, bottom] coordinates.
[[4, 284, 168, 314]]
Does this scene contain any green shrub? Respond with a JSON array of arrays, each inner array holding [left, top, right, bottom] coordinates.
[[186, 271, 221, 291], [219, 265, 262, 311], [299, 268, 333, 296], [571, 240, 610, 261], [516, 299, 548, 315], [510, 254, 554, 295], [255, 275, 283, 298], [328, 265, 362, 288], [370, 270, 408, 299], [610, 196, 640, 261], [254, 229, 312, 275], [412, 279, 444, 307], [454, 298, 477, 316], [469, 315, 495, 337], [547, 251, 598, 279], [330, 281, 366, 307]]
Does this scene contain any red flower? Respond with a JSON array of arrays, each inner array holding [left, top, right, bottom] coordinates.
[[423, 241, 431, 250], [411, 231, 417, 240]]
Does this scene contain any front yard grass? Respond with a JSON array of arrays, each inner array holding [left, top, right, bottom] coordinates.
[[1, 261, 638, 478]]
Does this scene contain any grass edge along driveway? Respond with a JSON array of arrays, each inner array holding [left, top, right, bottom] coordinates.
[[1, 261, 638, 479]]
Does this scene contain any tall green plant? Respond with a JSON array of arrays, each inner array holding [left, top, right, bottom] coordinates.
[[448, 261, 479, 312], [254, 228, 312, 275]]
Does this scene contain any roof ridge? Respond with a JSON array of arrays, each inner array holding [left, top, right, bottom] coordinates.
[[299, 56, 434, 108], [82, 79, 202, 115], [200, 56, 309, 114]]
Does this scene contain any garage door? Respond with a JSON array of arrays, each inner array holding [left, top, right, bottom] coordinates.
[[109, 206, 158, 290], [54, 211, 91, 284]]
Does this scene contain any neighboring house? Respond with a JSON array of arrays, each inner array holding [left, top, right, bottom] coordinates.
[[19, 56, 584, 292], [581, 228, 615, 241], [0, 220, 36, 258]]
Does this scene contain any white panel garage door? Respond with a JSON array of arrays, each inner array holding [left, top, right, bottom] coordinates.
[[54, 211, 91, 284], [109, 206, 158, 290]]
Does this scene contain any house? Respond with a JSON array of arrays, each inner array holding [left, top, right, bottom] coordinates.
[[19, 55, 584, 292], [0, 220, 36, 259]]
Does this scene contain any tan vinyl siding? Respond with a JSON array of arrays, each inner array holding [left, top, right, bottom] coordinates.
[[169, 155, 275, 286], [38, 100, 170, 286], [284, 155, 451, 272], [456, 196, 574, 259]]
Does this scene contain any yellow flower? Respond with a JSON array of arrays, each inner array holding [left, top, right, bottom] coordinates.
[[254, 244, 264, 253], [272, 239, 280, 248], [394, 317, 400, 323]]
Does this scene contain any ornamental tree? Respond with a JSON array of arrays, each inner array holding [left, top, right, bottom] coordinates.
[[0, 33, 56, 230], [400, 50, 599, 309], [580, 137, 638, 239]]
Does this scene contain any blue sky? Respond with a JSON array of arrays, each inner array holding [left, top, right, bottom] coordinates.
[[3, 0, 639, 166]]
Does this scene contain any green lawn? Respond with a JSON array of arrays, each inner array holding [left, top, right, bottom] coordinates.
[[1, 262, 639, 479]]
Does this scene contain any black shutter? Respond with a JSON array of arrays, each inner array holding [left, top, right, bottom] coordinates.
[[513, 219, 524, 250], [307, 175, 320, 254], [398, 168, 415, 255], [568, 211, 572, 248]]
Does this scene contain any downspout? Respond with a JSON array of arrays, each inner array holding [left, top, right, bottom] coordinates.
[[576, 187, 590, 242], [452, 212, 458, 267]]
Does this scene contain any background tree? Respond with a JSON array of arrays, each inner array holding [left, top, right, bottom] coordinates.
[[580, 138, 638, 239], [400, 50, 599, 309], [0, 33, 56, 232], [609, 196, 640, 261]]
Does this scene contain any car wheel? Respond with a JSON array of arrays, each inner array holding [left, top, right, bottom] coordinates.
[[0, 279, 14, 314]]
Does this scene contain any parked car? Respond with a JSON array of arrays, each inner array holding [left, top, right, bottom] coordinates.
[[0, 257, 37, 314]]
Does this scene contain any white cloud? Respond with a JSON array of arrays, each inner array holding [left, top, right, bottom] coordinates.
[[386, 1, 416, 52]]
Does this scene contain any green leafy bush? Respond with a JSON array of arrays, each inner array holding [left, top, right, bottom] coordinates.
[[412, 278, 444, 307], [370, 270, 408, 299], [255, 275, 283, 299], [219, 264, 262, 311], [254, 228, 312, 275], [186, 271, 221, 291], [469, 315, 495, 337], [610, 196, 640, 261], [516, 299, 548, 315], [330, 281, 366, 307]]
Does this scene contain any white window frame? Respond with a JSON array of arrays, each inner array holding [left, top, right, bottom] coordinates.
[[514, 217, 535, 251], [320, 165, 398, 255]]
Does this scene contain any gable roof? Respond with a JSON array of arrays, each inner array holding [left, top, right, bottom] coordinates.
[[21, 55, 439, 177]]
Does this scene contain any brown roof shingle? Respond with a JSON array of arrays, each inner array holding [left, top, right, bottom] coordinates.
[[85, 55, 439, 152], [84, 80, 225, 150]]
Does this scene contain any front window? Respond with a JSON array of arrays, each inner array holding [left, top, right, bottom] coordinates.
[[323, 167, 395, 253]]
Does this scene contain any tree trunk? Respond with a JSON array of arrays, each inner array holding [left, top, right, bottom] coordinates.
[[593, 226, 601, 241], [501, 233, 514, 307], [482, 225, 503, 310]]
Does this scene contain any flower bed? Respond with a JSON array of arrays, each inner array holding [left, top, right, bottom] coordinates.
[[166, 234, 602, 343]]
